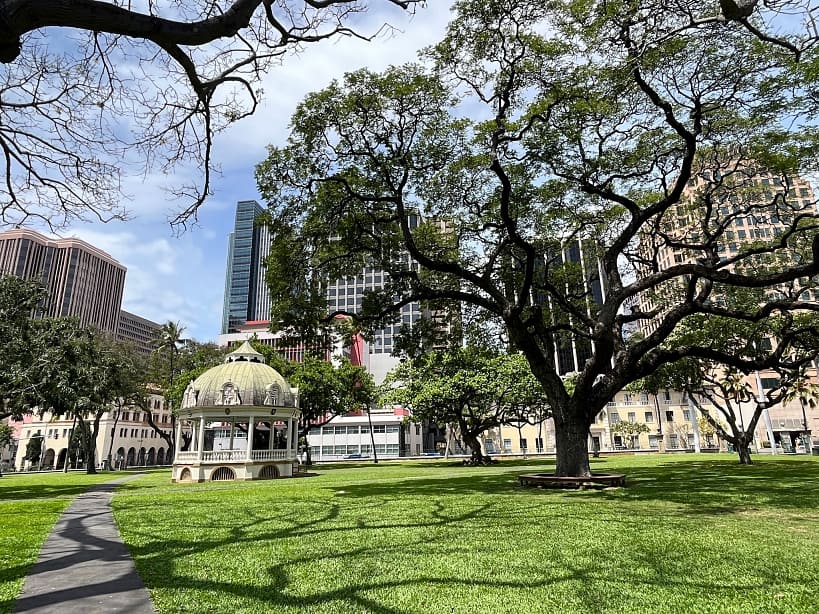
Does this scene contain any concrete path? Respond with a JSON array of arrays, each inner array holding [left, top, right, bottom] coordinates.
[[13, 475, 156, 614]]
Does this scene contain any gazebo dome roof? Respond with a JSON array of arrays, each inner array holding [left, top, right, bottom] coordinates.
[[180, 341, 298, 409]]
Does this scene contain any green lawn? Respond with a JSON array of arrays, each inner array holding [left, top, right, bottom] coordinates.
[[0, 470, 129, 613], [105, 455, 819, 614], [2, 458, 817, 613]]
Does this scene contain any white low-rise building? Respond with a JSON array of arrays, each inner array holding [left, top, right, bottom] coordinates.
[[307, 407, 425, 461]]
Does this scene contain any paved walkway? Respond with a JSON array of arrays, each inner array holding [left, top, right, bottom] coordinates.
[[13, 474, 156, 614]]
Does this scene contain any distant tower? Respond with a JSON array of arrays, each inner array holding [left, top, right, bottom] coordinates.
[[0, 227, 126, 334], [221, 200, 271, 334], [544, 239, 608, 375]]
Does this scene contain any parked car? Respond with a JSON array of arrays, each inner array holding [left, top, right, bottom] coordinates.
[[343, 453, 370, 460]]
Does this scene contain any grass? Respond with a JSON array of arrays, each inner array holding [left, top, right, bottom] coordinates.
[[0, 470, 129, 613], [2, 457, 818, 613], [104, 454, 819, 614]]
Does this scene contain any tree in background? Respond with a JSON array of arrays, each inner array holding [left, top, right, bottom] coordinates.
[[610, 421, 651, 450], [257, 1, 819, 476], [698, 416, 720, 449], [382, 348, 551, 465], [0, 422, 14, 476], [143, 338, 226, 455], [0, 275, 47, 420], [291, 357, 375, 465], [16, 318, 143, 473], [24, 433, 43, 468], [0, 1, 421, 229]]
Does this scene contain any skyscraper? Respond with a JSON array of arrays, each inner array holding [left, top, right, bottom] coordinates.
[[539, 239, 608, 375], [221, 200, 271, 334], [0, 228, 126, 334]]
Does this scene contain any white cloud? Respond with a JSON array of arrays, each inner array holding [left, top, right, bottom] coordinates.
[[53, 1, 456, 343]]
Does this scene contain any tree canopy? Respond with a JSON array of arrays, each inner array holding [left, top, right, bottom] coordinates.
[[257, 0, 819, 477], [0, 275, 46, 419], [0, 0, 420, 229], [382, 347, 551, 463]]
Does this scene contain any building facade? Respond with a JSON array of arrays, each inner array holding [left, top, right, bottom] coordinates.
[[116, 310, 163, 354], [0, 228, 126, 334], [306, 406, 426, 461], [11, 391, 173, 472], [221, 200, 271, 334]]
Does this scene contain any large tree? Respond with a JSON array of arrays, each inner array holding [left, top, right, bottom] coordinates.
[[0, 0, 420, 228], [382, 347, 551, 464], [0, 275, 46, 420], [257, 0, 819, 477], [18, 318, 142, 473]]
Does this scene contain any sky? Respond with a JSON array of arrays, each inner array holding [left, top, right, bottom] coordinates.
[[58, 1, 456, 343]]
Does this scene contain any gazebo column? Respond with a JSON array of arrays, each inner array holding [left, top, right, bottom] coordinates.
[[247, 417, 254, 461], [229, 417, 235, 453], [287, 417, 295, 456], [197, 417, 206, 461], [174, 420, 183, 458]]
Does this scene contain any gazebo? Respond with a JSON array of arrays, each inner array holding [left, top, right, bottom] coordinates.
[[171, 341, 301, 482]]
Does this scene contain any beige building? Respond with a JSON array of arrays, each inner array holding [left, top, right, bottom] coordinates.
[[12, 391, 173, 472], [472, 374, 819, 457], [0, 227, 126, 334]]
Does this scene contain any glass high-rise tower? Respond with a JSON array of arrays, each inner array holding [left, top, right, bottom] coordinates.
[[221, 200, 271, 334]]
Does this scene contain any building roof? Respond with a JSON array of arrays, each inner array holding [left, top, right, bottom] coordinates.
[[180, 341, 298, 409]]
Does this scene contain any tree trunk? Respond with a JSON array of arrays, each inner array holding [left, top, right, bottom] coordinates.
[[736, 438, 753, 465], [554, 416, 592, 477]]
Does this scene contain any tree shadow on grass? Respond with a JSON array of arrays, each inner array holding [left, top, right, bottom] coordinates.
[[105, 457, 819, 613], [320, 457, 819, 515], [593, 458, 819, 513], [117, 503, 810, 614]]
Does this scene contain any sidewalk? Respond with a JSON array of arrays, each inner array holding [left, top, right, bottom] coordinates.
[[13, 475, 156, 613]]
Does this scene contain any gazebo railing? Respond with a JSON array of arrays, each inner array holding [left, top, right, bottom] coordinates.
[[250, 449, 290, 461], [175, 449, 292, 463]]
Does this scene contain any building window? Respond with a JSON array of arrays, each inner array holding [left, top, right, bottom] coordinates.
[[610, 412, 621, 424], [627, 412, 636, 422], [665, 410, 674, 422], [648, 435, 660, 449], [683, 409, 691, 422], [644, 412, 654, 423], [535, 437, 544, 453], [503, 439, 512, 453], [520, 438, 528, 451]]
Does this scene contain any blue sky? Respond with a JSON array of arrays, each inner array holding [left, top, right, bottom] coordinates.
[[60, 1, 455, 342]]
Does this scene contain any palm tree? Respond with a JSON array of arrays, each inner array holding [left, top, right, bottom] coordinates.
[[152, 321, 186, 459], [153, 321, 186, 390], [782, 370, 819, 451]]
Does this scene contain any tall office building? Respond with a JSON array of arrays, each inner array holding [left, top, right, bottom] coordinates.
[[116, 310, 163, 354], [0, 228, 126, 334], [538, 239, 608, 375], [221, 200, 271, 334]]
